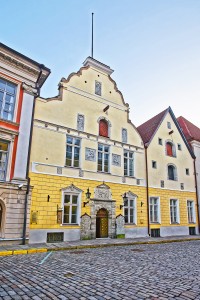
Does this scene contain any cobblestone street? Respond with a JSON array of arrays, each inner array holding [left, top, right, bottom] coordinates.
[[1, 240, 200, 300]]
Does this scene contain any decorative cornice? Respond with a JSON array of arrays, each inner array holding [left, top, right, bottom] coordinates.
[[22, 83, 38, 96], [0, 51, 39, 76]]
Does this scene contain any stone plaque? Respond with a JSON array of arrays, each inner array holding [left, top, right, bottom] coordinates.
[[77, 114, 84, 131], [85, 148, 96, 162], [47, 232, 64, 243], [31, 211, 38, 224], [122, 128, 127, 143], [112, 154, 121, 167]]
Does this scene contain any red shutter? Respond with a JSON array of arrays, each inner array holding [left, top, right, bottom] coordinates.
[[99, 120, 108, 137], [166, 143, 173, 156]]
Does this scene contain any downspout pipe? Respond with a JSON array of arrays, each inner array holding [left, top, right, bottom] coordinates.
[[145, 146, 150, 236], [193, 159, 200, 234], [22, 66, 43, 245]]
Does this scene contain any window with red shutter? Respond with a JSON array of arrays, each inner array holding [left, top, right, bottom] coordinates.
[[166, 142, 173, 156], [99, 119, 108, 137]]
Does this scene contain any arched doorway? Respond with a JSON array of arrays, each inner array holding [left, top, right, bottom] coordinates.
[[96, 208, 108, 238]]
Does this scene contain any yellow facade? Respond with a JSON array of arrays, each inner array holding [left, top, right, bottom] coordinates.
[[29, 58, 198, 243]]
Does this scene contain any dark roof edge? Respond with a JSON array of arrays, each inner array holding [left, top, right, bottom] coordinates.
[[145, 108, 169, 147], [0, 42, 51, 73], [168, 107, 195, 159]]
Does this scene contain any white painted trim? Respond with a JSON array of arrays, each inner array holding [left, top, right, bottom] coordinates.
[[61, 189, 81, 226], [187, 199, 196, 224], [148, 185, 195, 193], [149, 196, 161, 224], [169, 198, 180, 224], [66, 85, 126, 111], [31, 162, 146, 186]]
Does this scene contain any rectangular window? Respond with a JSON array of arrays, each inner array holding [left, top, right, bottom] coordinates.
[[152, 161, 157, 169], [0, 140, 9, 181], [63, 194, 78, 224], [66, 136, 81, 167], [0, 78, 16, 121], [167, 122, 171, 129], [98, 144, 109, 173], [124, 150, 134, 177], [187, 201, 195, 223], [186, 168, 189, 175], [177, 144, 182, 150], [158, 138, 162, 145], [149, 197, 160, 223], [124, 198, 136, 224], [170, 199, 179, 223]]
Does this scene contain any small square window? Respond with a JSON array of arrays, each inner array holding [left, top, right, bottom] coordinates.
[[152, 161, 157, 169], [186, 168, 189, 175], [167, 122, 171, 129], [160, 180, 164, 188], [180, 183, 184, 190], [158, 138, 163, 145], [178, 144, 182, 150]]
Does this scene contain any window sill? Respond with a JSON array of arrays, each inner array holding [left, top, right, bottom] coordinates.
[[150, 222, 160, 224], [124, 175, 135, 178], [97, 171, 111, 174], [61, 224, 80, 227], [170, 222, 180, 225], [64, 166, 80, 169]]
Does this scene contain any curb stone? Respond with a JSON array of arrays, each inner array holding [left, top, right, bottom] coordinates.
[[0, 237, 200, 257]]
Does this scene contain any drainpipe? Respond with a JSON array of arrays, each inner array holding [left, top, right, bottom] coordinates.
[[193, 159, 200, 234], [22, 66, 43, 245], [145, 146, 150, 236]]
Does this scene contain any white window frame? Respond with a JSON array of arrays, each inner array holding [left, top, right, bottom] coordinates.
[[0, 77, 18, 122], [62, 191, 81, 225], [187, 200, 196, 224], [149, 197, 161, 224], [169, 199, 180, 224], [167, 164, 178, 181], [124, 150, 134, 177], [165, 140, 176, 157], [97, 143, 110, 173], [66, 135, 81, 168], [124, 194, 137, 224], [0, 139, 10, 182]]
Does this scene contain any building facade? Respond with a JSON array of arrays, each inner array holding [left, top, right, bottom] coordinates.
[[0, 43, 50, 244], [137, 107, 199, 237], [177, 116, 200, 227], [29, 57, 148, 243]]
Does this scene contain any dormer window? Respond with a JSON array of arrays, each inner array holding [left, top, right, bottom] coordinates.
[[99, 119, 108, 138], [166, 141, 176, 157]]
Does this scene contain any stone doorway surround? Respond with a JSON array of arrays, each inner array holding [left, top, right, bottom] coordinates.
[[80, 183, 116, 239]]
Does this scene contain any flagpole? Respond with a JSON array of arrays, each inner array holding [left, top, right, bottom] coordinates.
[[91, 13, 94, 58]]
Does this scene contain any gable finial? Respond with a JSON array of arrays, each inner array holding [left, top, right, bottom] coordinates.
[[91, 13, 94, 58]]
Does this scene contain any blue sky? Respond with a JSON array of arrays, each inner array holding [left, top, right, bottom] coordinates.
[[1, 0, 200, 126]]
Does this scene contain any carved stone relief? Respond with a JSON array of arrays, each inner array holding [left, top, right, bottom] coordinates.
[[122, 128, 127, 143], [94, 183, 112, 200], [116, 215, 125, 236], [112, 154, 121, 167], [85, 148, 96, 162], [77, 114, 85, 131]]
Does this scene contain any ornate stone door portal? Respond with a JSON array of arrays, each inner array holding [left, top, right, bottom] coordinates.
[[80, 183, 116, 239]]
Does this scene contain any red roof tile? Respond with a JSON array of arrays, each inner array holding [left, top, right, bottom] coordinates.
[[177, 116, 200, 143], [137, 108, 168, 144]]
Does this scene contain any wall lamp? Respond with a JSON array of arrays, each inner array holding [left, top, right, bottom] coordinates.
[[120, 193, 128, 209], [141, 201, 144, 207], [83, 188, 91, 207]]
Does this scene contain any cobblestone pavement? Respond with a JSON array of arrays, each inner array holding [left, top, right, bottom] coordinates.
[[1, 241, 200, 300]]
